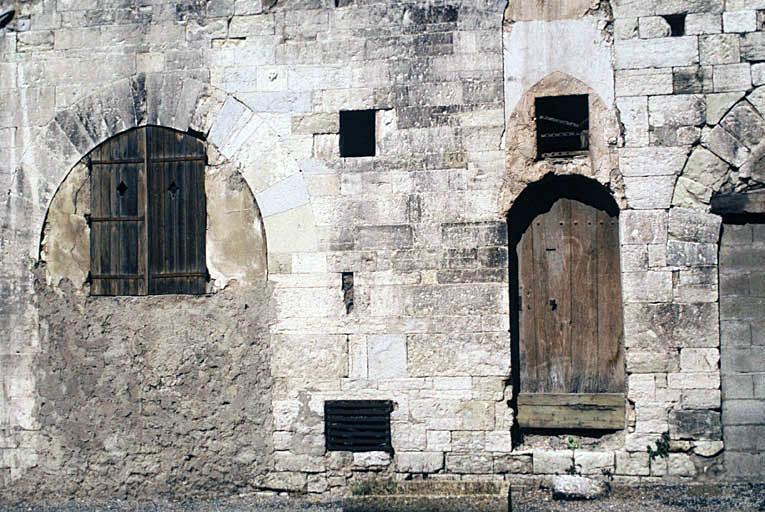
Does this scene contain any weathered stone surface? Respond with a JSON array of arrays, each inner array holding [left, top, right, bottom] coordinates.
[[666, 241, 717, 266], [701, 125, 751, 167], [551, 475, 609, 500], [670, 410, 722, 440], [533, 450, 573, 474], [683, 389, 722, 409], [615, 37, 699, 69], [713, 63, 752, 92], [620, 210, 667, 245], [723, 10, 757, 33], [619, 147, 688, 176], [575, 451, 615, 475], [353, 451, 392, 468], [719, 101, 765, 149], [368, 334, 407, 380], [678, 147, 730, 190], [624, 302, 719, 348], [407, 333, 510, 377], [649, 95, 705, 127], [694, 440, 724, 457], [615, 452, 650, 476], [446, 453, 493, 473], [396, 452, 444, 473], [616, 69, 673, 96], [272, 334, 347, 378], [706, 92, 746, 124], [623, 176, 677, 209], [672, 176, 713, 208], [700, 34, 741, 65], [668, 207, 722, 243], [494, 453, 532, 473]]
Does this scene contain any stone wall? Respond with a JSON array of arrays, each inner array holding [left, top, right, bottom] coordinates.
[[720, 220, 765, 478], [0, 0, 763, 500]]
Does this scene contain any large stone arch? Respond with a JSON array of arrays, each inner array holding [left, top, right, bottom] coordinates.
[[672, 86, 765, 211], [24, 74, 320, 271], [6, 75, 322, 498], [499, 72, 625, 215]]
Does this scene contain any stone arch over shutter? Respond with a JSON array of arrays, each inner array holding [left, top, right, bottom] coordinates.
[[27, 75, 320, 278]]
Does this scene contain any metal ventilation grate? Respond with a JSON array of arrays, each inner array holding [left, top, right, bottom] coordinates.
[[325, 400, 393, 452], [535, 95, 589, 158]]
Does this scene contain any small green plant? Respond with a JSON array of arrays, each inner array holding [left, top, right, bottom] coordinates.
[[566, 436, 579, 450], [647, 432, 670, 460], [350, 479, 398, 496]]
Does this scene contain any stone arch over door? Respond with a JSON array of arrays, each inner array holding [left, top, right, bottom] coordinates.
[[499, 72, 625, 216], [507, 174, 625, 430]]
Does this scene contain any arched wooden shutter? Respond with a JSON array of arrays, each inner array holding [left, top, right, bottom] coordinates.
[[89, 127, 206, 295], [516, 198, 624, 429]]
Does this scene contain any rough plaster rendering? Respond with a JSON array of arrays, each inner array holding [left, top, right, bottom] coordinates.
[[0, 0, 764, 502]]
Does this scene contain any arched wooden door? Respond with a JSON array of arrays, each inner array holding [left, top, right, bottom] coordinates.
[[516, 197, 624, 429]]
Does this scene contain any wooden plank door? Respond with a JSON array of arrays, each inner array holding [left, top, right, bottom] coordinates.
[[517, 198, 624, 429]]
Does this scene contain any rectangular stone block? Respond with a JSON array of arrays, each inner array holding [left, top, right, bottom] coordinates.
[[396, 452, 444, 473], [620, 210, 667, 244], [441, 222, 507, 248], [721, 347, 765, 374], [713, 63, 752, 92], [533, 450, 573, 474], [648, 94, 705, 127], [574, 451, 615, 475], [626, 350, 680, 373], [619, 147, 688, 176], [408, 332, 510, 377], [446, 453, 493, 474], [484, 432, 512, 453], [354, 225, 413, 250], [368, 334, 407, 380], [451, 431, 486, 452], [625, 303, 720, 349], [616, 96, 649, 147], [673, 65, 714, 94], [615, 451, 650, 475], [615, 37, 699, 69], [622, 271, 673, 302], [724, 425, 765, 451], [272, 334, 348, 378], [742, 32, 765, 61], [725, 452, 765, 477], [686, 13, 721, 34], [392, 422, 426, 451], [623, 176, 676, 209], [615, 69, 673, 96], [669, 410, 722, 440], [723, 399, 765, 424], [723, 374, 754, 399], [668, 208, 722, 243], [667, 372, 720, 389], [682, 389, 721, 409], [494, 453, 532, 474], [427, 430, 451, 451]]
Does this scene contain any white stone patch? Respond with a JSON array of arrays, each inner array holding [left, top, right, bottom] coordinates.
[[207, 96, 253, 153], [368, 334, 407, 380], [503, 17, 614, 114], [614, 37, 699, 70], [255, 173, 310, 217], [723, 10, 757, 33]]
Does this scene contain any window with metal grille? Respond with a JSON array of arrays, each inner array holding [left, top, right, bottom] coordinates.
[[88, 126, 207, 296], [325, 400, 393, 452], [535, 95, 589, 158]]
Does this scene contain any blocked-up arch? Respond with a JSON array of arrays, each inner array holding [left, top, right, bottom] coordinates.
[[27, 75, 320, 276]]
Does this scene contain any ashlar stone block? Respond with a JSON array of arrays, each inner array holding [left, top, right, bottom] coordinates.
[[713, 63, 752, 93], [648, 95, 705, 127], [368, 334, 407, 380], [615, 37, 699, 69], [616, 451, 650, 475], [575, 451, 615, 475], [680, 348, 720, 372], [533, 450, 574, 474], [396, 452, 444, 473], [723, 10, 757, 33]]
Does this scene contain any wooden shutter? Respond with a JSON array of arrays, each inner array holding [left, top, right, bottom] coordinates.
[[89, 127, 206, 296], [146, 126, 206, 295], [89, 129, 147, 295], [516, 198, 624, 429]]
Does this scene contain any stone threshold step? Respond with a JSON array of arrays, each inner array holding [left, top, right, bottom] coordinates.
[[344, 481, 511, 512]]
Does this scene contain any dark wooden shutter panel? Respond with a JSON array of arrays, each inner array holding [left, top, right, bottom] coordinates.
[[146, 126, 206, 295], [89, 127, 206, 296], [517, 198, 624, 429], [89, 129, 146, 295], [325, 400, 393, 453]]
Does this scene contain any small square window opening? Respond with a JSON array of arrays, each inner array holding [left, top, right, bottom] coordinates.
[[535, 95, 589, 158], [325, 400, 393, 453], [662, 14, 686, 37], [339, 110, 376, 157]]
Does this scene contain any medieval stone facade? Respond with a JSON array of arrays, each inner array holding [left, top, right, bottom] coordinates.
[[0, 0, 763, 500]]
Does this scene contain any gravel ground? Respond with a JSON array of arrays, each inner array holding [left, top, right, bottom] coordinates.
[[2, 484, 763, 512]]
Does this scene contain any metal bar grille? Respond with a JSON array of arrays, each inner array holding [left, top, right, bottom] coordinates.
[[325, 400, 393, 453]]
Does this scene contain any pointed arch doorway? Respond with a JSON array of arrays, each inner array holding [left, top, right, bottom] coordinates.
[[509, 175, 625, 430]]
